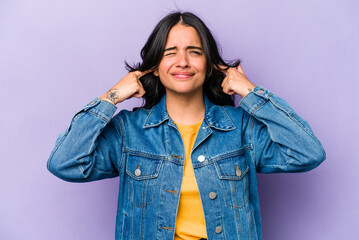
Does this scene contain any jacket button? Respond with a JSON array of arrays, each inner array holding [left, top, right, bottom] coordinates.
[[215, 226, 222, 233], [209, 192, 217, 199], [197, 155, 205, 162], [135, 168, 141, 176], [236, 164, 241, 176]]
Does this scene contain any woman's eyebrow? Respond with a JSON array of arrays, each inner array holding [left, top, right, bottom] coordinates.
[[164, 47, 177, 52], [186, 46, 203, 50], [164, 46, 203, 52]]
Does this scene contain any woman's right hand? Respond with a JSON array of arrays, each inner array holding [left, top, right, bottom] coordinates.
[[100, 70, 152, 105]]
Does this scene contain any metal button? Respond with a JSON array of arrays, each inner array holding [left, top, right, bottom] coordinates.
[[209, 192, 217, 199], [197, 155, 205, 162], [135, 169, 141, 176], [215, 226, 222, 233], [257, 89, 264, 94], [236, 164, 241, 177], [135, 165, 141, 176]]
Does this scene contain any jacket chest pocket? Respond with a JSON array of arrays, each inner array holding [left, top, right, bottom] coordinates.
[[214, 153, 249, 209], [125, 153, 163, 208]]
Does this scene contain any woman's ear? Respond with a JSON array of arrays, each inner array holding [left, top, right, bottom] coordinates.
[[154, 69, 159, 77]]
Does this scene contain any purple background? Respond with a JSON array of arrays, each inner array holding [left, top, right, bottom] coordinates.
[[1, 0, 358, 239]]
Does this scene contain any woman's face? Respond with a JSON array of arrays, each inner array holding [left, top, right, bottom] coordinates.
[[154, 23, 206, 97]]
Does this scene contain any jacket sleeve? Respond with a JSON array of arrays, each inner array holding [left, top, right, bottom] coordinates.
[[239, 85, 326, 173], [47, 98, 124, 182]]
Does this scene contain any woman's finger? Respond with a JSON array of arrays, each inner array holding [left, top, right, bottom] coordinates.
[[221, 75, 227, 88], [236, 64, 245, 75], [223, 81, 233, 95], [134, 69, 154, 78], [133, 79, 146, 98]]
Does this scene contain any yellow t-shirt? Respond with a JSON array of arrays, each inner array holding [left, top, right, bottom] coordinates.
[[174, 120, 207, 240]]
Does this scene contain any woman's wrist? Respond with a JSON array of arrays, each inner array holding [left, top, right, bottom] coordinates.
[[100, 88, 122, 105]]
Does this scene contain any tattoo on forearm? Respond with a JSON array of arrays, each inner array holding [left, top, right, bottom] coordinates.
[[106, 89, 119, 103]]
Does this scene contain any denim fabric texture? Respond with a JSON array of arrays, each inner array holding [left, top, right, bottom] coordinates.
[[47, 85, 326, 240]]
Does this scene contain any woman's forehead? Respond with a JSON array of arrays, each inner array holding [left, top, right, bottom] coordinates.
[[165, 24, 202, 48]]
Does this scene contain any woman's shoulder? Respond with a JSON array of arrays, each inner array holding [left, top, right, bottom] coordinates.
[[113, 107, 150, 120], [219, 104, 253, 130], [110, 107, 151, 128]]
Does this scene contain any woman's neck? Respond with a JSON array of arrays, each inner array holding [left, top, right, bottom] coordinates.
[[165, 90, 205, 125]]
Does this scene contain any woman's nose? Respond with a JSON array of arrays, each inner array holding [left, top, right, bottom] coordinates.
[[176, 52, 189, 68]]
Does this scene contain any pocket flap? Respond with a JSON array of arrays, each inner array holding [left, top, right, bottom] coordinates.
[[126, 153, 163, 180], [215, 154, 249, 180]]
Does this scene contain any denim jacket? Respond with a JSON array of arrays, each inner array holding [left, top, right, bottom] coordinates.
[[47, 85, 325, 240]]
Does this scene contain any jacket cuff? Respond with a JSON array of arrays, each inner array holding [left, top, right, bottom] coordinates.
[[82, 98, 117, 122], [239, 85, 272, 115]]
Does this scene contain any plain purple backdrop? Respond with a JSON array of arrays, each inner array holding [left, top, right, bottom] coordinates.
[[1, 0, 358, 239]]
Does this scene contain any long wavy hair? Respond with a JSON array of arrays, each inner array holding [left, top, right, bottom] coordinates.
[[126, 11, 240, 110]]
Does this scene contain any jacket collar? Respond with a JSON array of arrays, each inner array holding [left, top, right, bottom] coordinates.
[[143, 94, 235, 131]]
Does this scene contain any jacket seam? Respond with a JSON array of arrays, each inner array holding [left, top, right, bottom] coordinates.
[[268, 96, 326, 156], [115, 116, 126, 173]]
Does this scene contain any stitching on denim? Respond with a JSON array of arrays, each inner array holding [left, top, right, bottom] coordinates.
[[225, 178, 247, 209], [232, 181, 238, 208], [140, 183, 146, 239], [164, 157, 183, 165], [128, 181, 153, 208], [125, 163, 162, 180], [221, 106, 236, 129], [88, 110, 109, 122], [209, 167, 225, 239], [79, 126, 103, 177], [214, 160, 248, 209], [125, 159, 163, 180], [216, 164, 249, 181], [47, 134, 67, 171], [251, 97, 269, 115], [66, 111, 85, 135], [143, 106, 154, 127], [130, 204, 134, 240], [192, 145, 253, 169], [258, 163, 289, 169], [126, 164, 160, 207], [156, 159, 168, 240], [268, 96, 325, 157], [225, 197, 248, 209], [114, 117, 126, 173], [120, 213, 127, 240], [124, 149, 167, 160], [249, 116, 258, 168], [214, 146, 251, 161], [232, 180, 243, 239], [191, 125, 212, 154]]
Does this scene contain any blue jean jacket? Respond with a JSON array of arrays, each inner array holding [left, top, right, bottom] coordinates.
[[47, 85, 325, 240]]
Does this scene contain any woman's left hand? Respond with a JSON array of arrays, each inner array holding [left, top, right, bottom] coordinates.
[[216, 64, 256, 98]]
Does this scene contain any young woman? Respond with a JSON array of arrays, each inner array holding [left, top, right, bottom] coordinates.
[[47, 12, 325, 240]]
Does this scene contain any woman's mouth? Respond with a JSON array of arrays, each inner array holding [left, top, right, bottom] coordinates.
[[171, 72, 195, 79]]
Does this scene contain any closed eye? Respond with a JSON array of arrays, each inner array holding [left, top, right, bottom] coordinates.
[[190, 51, 202, 55], [164, 52, 176, 56]]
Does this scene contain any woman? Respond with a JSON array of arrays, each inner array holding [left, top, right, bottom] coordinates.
[[47, 12, 325, 240]]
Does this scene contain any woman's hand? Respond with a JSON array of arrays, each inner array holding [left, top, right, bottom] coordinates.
[[216, 64, 256, 98], [100, 70, 152, 105]]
